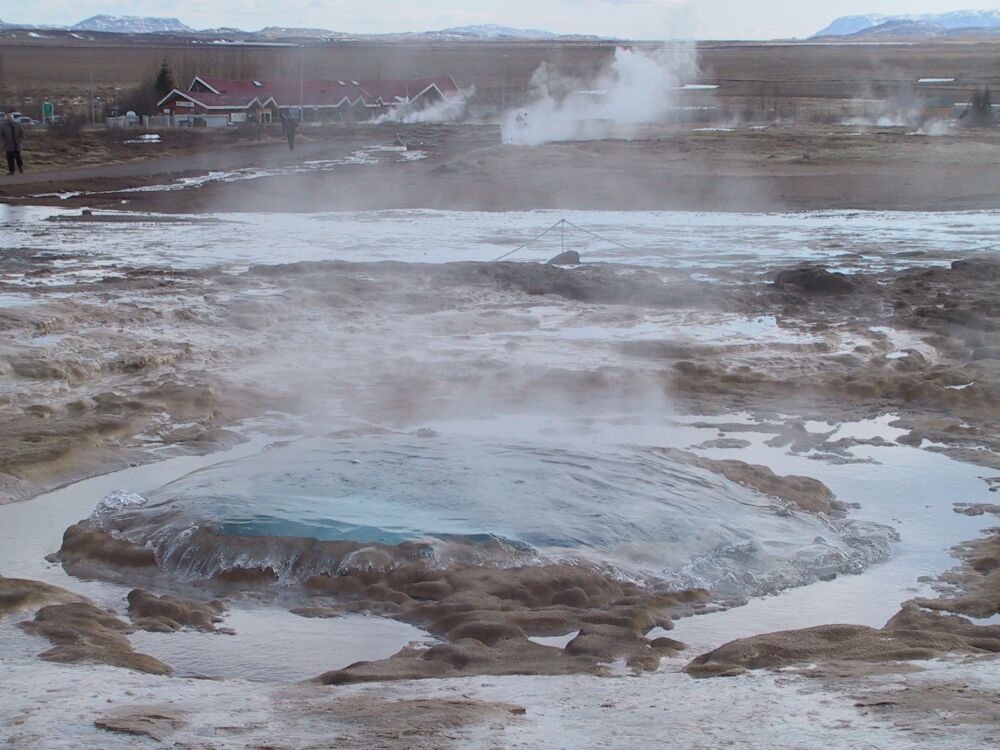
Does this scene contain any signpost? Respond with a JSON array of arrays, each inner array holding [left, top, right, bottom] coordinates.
[[42, 101, 54, 125]]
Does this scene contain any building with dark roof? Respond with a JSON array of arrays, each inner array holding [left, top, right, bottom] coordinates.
[[156, 75, 462, 126]]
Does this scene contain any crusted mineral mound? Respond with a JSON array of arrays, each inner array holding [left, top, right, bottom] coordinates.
[[0, 575, 86, 617], [655, 448, 838, 515], [308, 564, 699, 683], [917, 522, 1000, 620], [774, 265, 866, 296], [19, 601, 173, 675], [685, 604, 1000, 678], [127, 588, 230, 633]]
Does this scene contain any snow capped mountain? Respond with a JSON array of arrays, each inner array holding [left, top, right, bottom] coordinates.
[[71, 16, 193, 34], [4, 16, 587, 41], [848, 20, 949, 38], [813, 15, 889, 37], [931, 9, 1000, 28], [435, 25, 558, 39], [814, 10, 1000, 38]]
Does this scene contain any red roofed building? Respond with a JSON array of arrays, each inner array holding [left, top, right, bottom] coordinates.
[[156, 75, 462, 127], [357, 77, 461, 108]]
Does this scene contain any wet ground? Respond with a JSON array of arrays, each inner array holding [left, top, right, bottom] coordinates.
[[3, 198, 1000, 746]]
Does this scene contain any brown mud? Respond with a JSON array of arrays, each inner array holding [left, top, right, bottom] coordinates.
[[7, 124, 1000, 213]]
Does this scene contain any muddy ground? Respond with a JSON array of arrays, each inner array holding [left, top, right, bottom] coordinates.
[[7, 123, 1000, 212], [3, 254, 1000, 501], [3, 250, 1000, 684]]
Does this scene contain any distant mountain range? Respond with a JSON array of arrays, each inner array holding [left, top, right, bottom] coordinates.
[[72, 15, 193, 33], [436, 25, 559, 39], [814, 10, 1000, 38], [0, 15, 582, 41]]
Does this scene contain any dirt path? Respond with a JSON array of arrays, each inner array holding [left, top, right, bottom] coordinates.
[[0, 138, 376, 188]]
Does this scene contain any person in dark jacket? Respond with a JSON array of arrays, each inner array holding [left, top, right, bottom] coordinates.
[[279, 111, 298, 151], [0, 113, 25, 175]]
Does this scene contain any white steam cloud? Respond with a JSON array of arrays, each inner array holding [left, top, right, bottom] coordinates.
[[376, 86, 475, 124], [502, 45, 701, 145]]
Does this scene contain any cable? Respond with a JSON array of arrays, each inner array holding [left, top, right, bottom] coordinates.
[[493, 218, 643, 261], [493, 220, 565, 261], [563, 219, 641, 252]]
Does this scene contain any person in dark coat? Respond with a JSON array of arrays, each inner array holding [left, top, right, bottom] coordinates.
[[279, 111, 298, 151], [0, 113, 25, 175]]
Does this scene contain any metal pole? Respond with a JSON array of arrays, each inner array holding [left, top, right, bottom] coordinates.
[[299, 46, 304, 121], [561, 220, 565, 254], [89, 47, 95, 124]]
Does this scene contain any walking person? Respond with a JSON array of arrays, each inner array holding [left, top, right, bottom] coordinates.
[[279, 111, 298, 151], [1, 113, 25, 175]]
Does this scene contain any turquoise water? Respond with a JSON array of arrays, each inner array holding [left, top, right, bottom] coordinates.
[[92, 431, 896, 595]]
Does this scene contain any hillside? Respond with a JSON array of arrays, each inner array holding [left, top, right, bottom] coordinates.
[[72, 15, 193, 34], [814, 10, 1000, 38]]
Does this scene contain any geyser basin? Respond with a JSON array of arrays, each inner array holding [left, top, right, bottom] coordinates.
[[75, 432, 896, 597]]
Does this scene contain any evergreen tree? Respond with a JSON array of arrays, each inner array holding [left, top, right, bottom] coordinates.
[[154, 60, 176, 100], [966, 86, 994, 128]]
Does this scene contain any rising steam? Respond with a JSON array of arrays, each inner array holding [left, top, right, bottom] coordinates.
[[502, 45, 701, 145], [376, 86, 475, 124]]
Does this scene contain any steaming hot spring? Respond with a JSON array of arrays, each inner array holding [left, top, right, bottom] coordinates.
[[61, 431, 895, 599]]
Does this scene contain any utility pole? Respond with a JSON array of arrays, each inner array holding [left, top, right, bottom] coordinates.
[[88, 46, 97, 124], [299, 45, 304, 121]]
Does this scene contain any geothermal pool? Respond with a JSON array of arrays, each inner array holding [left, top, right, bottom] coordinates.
[[1, 204, 998, 691], [0, 412, 993, 682], [78, 432, 896, 596]]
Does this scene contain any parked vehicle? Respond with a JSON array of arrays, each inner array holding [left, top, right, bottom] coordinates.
[[5, 112, 38, 126]]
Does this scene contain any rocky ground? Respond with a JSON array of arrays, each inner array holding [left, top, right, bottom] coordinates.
[[4, 253, 999, 498]]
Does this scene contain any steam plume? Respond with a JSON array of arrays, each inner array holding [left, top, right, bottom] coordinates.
[[502, 44, 700, 145]]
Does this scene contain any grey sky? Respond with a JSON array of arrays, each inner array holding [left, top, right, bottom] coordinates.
[[8, 1, 1000, 39]]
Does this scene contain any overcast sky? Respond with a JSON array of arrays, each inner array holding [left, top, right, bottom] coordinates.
[[8, 1, 1000, 39]]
